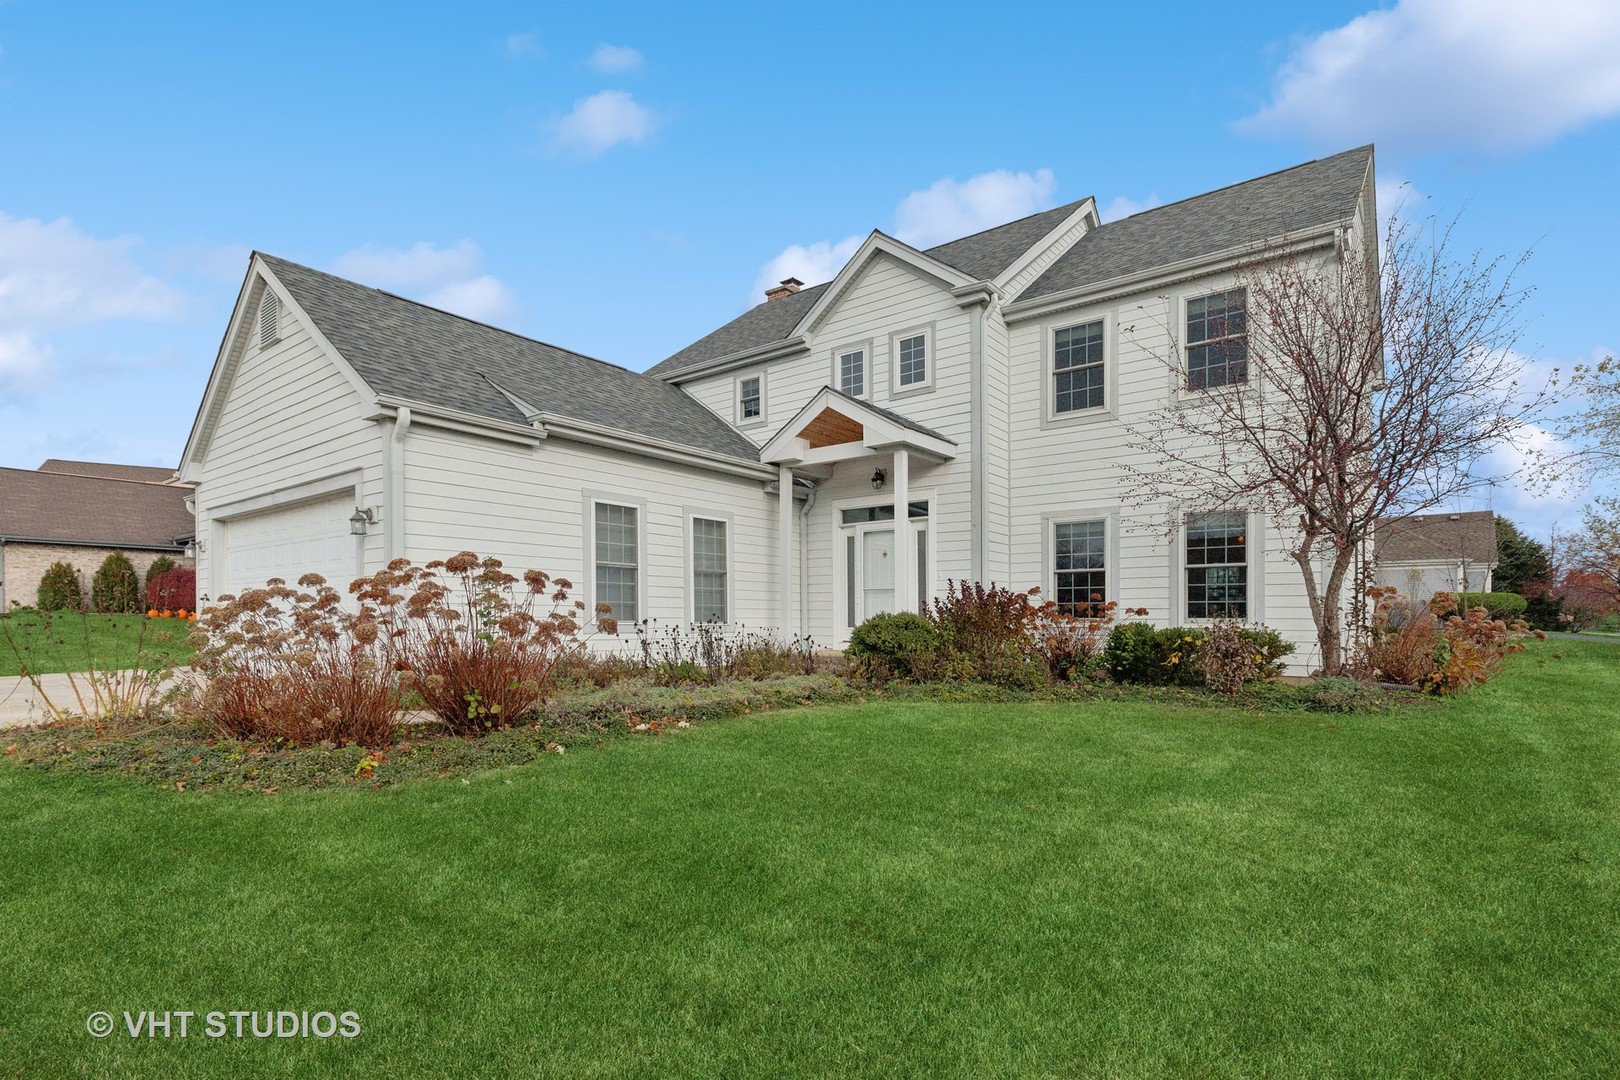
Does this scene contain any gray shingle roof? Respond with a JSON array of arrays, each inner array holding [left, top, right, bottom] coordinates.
[[0, 467, 194, 548], [822, 386, 956, 445], [260, 256, 762, 464], [37, 459, 179, 484], [1018, 146, 1374, 302], [1376, 511, 1497, 566], [647, 199, 1092, 381]]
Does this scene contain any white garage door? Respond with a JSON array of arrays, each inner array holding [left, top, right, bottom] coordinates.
[[223, 494, 358, 596]]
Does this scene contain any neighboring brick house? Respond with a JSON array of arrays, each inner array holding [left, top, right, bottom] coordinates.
[[0, 462, 195, 610], [1374, 511, 1497, 600]]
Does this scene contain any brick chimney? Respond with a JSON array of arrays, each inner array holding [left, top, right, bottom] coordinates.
[[764, 277, 804, 302]]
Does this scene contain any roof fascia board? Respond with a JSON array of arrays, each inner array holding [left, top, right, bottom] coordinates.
[[370, 396, 545, 446], [1001, 223, 1344, 324], [534, 415, 776, 481], [791, 232, 975, 339], [654, 334, 809, 385], [991, 198, 1099, 292], [178, 261, 258, 481]]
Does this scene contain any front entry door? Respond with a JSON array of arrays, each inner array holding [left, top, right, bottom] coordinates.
[[859, 526, 896, 620]]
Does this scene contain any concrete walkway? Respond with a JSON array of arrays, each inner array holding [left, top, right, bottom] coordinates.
[[0, 672, 175, 729]]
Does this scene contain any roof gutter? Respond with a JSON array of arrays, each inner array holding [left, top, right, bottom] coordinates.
[[532, 414, 777, 482], [651, 334, 810, 385], [0, 535, 188, 551], [1001, 222, 1344, 323]]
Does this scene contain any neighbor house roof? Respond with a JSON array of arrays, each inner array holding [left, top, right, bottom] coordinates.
[[37, 459, 179, 484], [259, 255, 763, 464], [1375, 511, 1497, 566], [1018, 145, 1374, 302], [647, 200, 1092, 381], [0, 467, 194, 549]]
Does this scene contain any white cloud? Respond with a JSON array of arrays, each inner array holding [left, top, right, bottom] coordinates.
[[749, 167, 1060, 305], [1475, 422, 1586, 527], [750, 236, 863, 305], [505, 32, 542, 59], [548, 90, 656, 158], [892, 168, 1057, 249], [588, 44, 643, 74], [330, 240, 513, 322], [1100, 194, 1160, 222], [1239, 0, 1620, 153], [0, 211, 185, 392]]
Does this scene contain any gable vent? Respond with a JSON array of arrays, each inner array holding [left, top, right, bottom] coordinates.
[[258, 292, 281, 347]]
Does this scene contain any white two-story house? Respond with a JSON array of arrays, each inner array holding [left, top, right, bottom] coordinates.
[[179, 145, 1376, 671]]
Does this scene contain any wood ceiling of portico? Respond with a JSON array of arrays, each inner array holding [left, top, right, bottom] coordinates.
[[801, 408, 864, 449]]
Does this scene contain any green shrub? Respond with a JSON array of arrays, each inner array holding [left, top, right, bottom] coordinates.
[[36, 562, 84, 612], [1103, 624, 1291, 687], [1453, 592, 1528, 619], [847, 612, 939, 680], [1301, 676, 1385, 713], [143, 555, 177, 601], [91, 551, 142, 613]]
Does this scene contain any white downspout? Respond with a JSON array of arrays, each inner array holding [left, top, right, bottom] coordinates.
[[777, 464, 794, 636], [388, 406, 412, 561]]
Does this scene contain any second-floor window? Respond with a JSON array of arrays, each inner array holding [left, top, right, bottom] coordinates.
[[739, 375, 762, 421], [898, 334, 927, 387], [1054, 320, 1105, 413], [839, 349, 865, 397], [1187, 288, 1247, 390]]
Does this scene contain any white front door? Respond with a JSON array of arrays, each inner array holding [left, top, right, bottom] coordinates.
[[859, 526, 896, 620]]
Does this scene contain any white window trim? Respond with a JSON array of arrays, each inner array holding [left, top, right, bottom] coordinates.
[[889, 323, 936, 397], [735, 371, 768, 429], [1175, 508, 1264, 624], [1041, 311, 1117, 428], [1171, 286, 1251, 404], [831, 339, 872, 400], [1041, 509, 1118, 611], [582, 492, 648, 632], [685, 509, 734, 624]]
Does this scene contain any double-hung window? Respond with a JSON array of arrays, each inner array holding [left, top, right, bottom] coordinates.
[[1186, 289, 1247, 389], [1185, 511, 1247, 619], [739, 376, 762, 422], [839, 349, 865, 398], [1054, 520, 1106, 614], [897, 333, 927, 387], [594, 502, 639, 624], [692, 517, 728, 622], [1054, 320, 1105, 414]]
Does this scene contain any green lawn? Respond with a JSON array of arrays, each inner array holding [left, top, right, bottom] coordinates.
[[0, 611, 194, 677], [1, 643, 1616, 1078]]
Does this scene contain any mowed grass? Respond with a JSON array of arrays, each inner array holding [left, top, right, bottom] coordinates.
[[0, 611, 194, 677], [1, 643, 1616, 1078]]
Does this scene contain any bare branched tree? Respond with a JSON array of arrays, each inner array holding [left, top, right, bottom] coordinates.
[[1566, 354, 1620, 475], [1121, 213, 1560, 673]]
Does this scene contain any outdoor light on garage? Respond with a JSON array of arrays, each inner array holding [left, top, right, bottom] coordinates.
[[349, 507, 377, 535]]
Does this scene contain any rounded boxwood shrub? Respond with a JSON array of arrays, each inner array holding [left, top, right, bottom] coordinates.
[[1454, 592, 1528, 619], [36, 561, 85, 612], [846, 612, 939, 679], [1102, 623, 1205, 686], [91, 551, 142, 613]]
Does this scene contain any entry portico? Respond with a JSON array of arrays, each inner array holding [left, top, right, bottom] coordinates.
[[760, 387, 956, 622]]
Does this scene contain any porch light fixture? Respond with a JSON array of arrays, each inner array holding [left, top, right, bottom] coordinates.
[[349, 507, 376, 535], [871, 468, 887, 490]]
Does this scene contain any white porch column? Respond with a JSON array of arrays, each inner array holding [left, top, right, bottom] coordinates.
[[892, 449, 912, 612], [778, 464, 794, 634]]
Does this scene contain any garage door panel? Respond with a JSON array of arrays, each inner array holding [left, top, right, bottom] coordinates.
[[224, 494, 357, 596]]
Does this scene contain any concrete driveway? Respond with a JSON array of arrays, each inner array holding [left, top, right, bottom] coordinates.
[[0, 672, 179, 729]]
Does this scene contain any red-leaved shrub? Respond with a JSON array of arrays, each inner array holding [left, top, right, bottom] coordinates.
[[147, 566, 197, 612]]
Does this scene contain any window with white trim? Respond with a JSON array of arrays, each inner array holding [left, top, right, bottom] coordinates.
[[1186, 511, 1247, 619], [692, 517, 728, 622], [1054, 520, 1106, 614], [1054, 320, 1104, 414], [738, 376, 762, 422], [1186, 289, 1247, 389], [897, 333, 927, 387], [839, 349, 865, 398], [594, 502, 639, 624]]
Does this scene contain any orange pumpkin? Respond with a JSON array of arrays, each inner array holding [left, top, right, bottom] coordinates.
[[161, 609, 172, 619], [147, 608, 159, 618]]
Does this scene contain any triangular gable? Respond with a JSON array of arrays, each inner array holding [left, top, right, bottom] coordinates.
[[760, 386, 957, 467], [178, 254, 375, 481], [791, 232, 976, 339], [992, 198, 1099, 297]]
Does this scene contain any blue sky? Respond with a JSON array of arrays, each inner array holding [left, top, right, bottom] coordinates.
[[1, 0, 1615, 535]]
